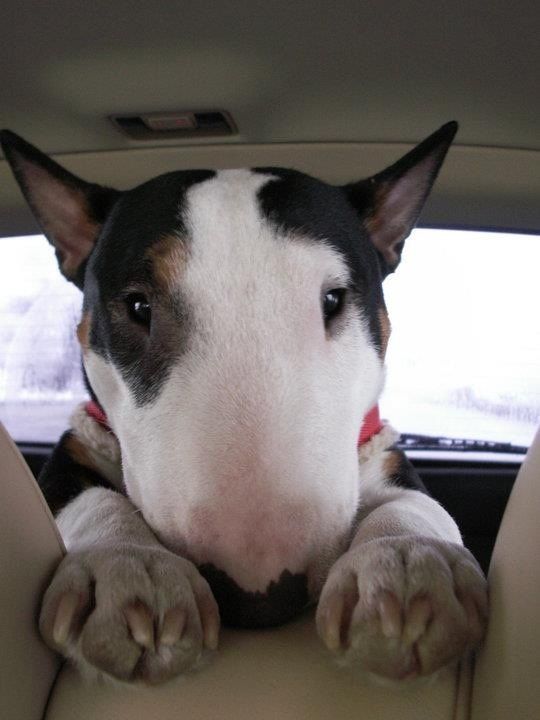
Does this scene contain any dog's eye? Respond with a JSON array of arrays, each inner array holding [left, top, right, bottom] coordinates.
[[126, 294, 151, 327], [322, 289, 346, 324]]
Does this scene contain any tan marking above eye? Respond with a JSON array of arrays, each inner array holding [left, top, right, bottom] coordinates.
[[378, 307, 391, 358], [76, 311, 92, 349], [146, 234, 189, 293]]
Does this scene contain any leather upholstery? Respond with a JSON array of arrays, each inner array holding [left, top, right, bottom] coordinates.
[[470, 427, 540, 720], [0, 423, 64, 720], [45, 613, 462, 720]]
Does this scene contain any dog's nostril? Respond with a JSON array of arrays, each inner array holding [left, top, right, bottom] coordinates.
[[198, 564, 310, 628]]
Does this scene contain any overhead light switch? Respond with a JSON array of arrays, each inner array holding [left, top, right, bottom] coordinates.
[[141, 113, 197, 131], [111, 110, 237, 140]]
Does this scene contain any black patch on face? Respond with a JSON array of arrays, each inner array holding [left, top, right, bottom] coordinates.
[[386, 448, 428, 494], [199, 563, 310, 628], [38, 431, 114, 516], [254, 168, 386, 352], [84, 170, 215, 405]]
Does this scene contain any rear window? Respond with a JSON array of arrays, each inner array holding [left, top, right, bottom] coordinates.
[[0, 235, 86, 443], [0, 230, 538, 457], [380, 229, 539, 459]]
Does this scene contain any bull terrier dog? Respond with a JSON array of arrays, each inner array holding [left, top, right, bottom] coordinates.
[[0, 122, 487, 684]]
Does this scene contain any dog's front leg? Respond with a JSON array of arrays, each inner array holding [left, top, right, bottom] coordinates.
[[316, 446, 488, 680], [38, 435, 219, 684]]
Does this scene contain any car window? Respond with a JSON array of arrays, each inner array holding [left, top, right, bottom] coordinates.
[[0, 235, 86, 443], [0, 229, 538, 455], [381, 229, 539, 458]]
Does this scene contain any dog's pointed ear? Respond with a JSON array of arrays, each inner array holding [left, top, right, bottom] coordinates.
[[0, 130, 120, 288], [344, 122, 458, 276]]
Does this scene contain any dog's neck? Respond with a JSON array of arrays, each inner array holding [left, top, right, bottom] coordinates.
[[84, 400, 384, 447]]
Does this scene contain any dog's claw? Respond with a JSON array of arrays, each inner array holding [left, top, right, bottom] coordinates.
[[402, 595, 432, 644], [203, 614, 220, 651], [378, 591, 403, 639], [52, 590, 81, 645], [159, 606, 186, 647], [317, 574, 359, 652], [190, 578, 220, 651], [124, 600, 155, 651], [460, 595, 484, 637], [320, 593, 345, 652]]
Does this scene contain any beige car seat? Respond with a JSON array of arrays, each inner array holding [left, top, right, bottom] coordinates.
[[1, 421, 539, 720]]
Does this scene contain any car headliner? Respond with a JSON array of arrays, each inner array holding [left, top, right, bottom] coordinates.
[[0, 0, 538, 235]]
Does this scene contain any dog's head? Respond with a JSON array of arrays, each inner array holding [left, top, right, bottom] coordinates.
[[1, 124, 457, 626]]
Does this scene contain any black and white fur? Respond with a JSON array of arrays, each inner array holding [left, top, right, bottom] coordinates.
[[0, 124, 487, 684]]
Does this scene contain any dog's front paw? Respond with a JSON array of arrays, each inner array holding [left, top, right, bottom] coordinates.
[[39, 546, 220, 684], [316, 536, 487, 680]]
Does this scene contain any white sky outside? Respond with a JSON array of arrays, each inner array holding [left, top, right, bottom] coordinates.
[[0, 230, 538, 447], [380, 229, 539, 447]]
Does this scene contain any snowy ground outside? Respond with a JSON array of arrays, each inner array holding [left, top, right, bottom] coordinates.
[[0, 231, 538, 449]]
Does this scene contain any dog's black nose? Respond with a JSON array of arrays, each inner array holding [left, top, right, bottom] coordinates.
[[198, 564, 310, 628]]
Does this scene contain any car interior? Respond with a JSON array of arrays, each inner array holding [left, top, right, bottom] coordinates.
[[1, 2, 539, 719]]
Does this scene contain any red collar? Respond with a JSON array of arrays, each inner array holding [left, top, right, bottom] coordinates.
[[85, 400, 111, 430], [85, 401, 383, 446], [357, 404, 384, 446]]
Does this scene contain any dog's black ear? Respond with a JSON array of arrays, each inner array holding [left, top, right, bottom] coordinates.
[[344, 122, 458, 277], [0, 130, 120, 288]]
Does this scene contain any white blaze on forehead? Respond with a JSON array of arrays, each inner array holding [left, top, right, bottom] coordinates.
[[86, 169, 385, 594], [183, 170, 352, 354]]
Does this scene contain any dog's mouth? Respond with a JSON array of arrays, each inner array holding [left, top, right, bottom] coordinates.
[[198, 563, 310, 628]]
